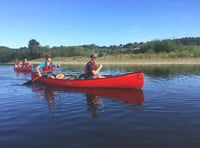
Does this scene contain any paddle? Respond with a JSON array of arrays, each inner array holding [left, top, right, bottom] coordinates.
[[23, 66, 58, 85]]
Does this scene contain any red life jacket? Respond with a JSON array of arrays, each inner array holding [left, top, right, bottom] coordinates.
[[24, 62, 29, 68], [43, 62, 53, 73], [85, 61, 97, 76], [93, 62, 97, 70]]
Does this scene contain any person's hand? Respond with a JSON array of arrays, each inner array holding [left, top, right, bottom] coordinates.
[[57, 64, 61, 68]]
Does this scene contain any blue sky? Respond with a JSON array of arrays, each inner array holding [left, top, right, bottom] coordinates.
[[0, 0, 199, 48]]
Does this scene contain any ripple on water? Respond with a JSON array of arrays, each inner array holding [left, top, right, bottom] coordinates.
[[1, 65, 200, 147]]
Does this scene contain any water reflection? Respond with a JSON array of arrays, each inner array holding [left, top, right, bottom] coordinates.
[[14, 70, 32, 81], [15, 70, 31, 77], [61, 64, 200, 79], [140, 64, 200, 78], [86, 94, 103, 118], [32, 84, 145, 117], [32, 84, 62, 112]]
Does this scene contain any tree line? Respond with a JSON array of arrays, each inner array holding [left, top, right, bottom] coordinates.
[[0, 37, 200, 62]]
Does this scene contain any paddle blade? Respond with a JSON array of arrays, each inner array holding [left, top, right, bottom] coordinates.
[[23, 80, 34, 85], [23, 73, 41, 85]]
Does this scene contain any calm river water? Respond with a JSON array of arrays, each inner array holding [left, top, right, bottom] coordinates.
[[0, 64, 200, 148]]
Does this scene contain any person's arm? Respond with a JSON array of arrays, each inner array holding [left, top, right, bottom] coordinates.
[[56, 63, 61, 67], [29, 62, 33, 67], [92, 64, 103, 75], [52, 63, 61, 68], [36, 65, 42, 77], [36, 62, 44, 77]]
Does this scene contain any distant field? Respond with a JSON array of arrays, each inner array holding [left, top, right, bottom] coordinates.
[[31, 55, 200, 65], [1, 54, 199, 65]]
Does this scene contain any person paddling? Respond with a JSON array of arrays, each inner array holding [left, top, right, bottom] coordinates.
[[14, 59, 21, 68], [22, 58, 32, 68], [36, 55, 64, 79], [84, 54, 105, 79]]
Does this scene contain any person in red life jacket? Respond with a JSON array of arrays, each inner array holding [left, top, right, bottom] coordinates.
[[14, 59, 21, 68], [84, 54, 105, 79], [36, 55, 64, 79], [21, 59, 30, 68]]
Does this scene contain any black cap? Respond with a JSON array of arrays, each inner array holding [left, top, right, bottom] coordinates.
[[45, 55, 52, 60], [90, 54, 97, 59]]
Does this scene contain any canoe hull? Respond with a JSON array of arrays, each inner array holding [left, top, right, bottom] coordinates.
[[31, 72, 145, 89]]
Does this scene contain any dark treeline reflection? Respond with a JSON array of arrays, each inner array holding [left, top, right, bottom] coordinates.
[[124, 64, 200, 78], [60, 64, 200, 79]]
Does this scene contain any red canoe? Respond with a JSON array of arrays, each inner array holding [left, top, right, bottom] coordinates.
[[14, 66, 33, 72], [31, 72, 145, 89]]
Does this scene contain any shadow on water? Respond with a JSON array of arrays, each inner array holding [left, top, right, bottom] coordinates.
[[31, 83, 145, 117]]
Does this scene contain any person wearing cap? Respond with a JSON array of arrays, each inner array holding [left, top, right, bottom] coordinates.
[[36, 55, 64, 79], [84, 54, 105, 79], [22, 58, 32, 68]]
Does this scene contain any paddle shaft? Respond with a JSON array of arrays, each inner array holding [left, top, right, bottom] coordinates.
[[32, 66, 58, 82]]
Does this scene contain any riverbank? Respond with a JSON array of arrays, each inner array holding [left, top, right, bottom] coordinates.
[[1, 56, 200, 65], [29, 56, 200, 65]]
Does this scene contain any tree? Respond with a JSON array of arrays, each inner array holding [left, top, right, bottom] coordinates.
[[28, 39, 40, 50], [28, 39, 41, 59]]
